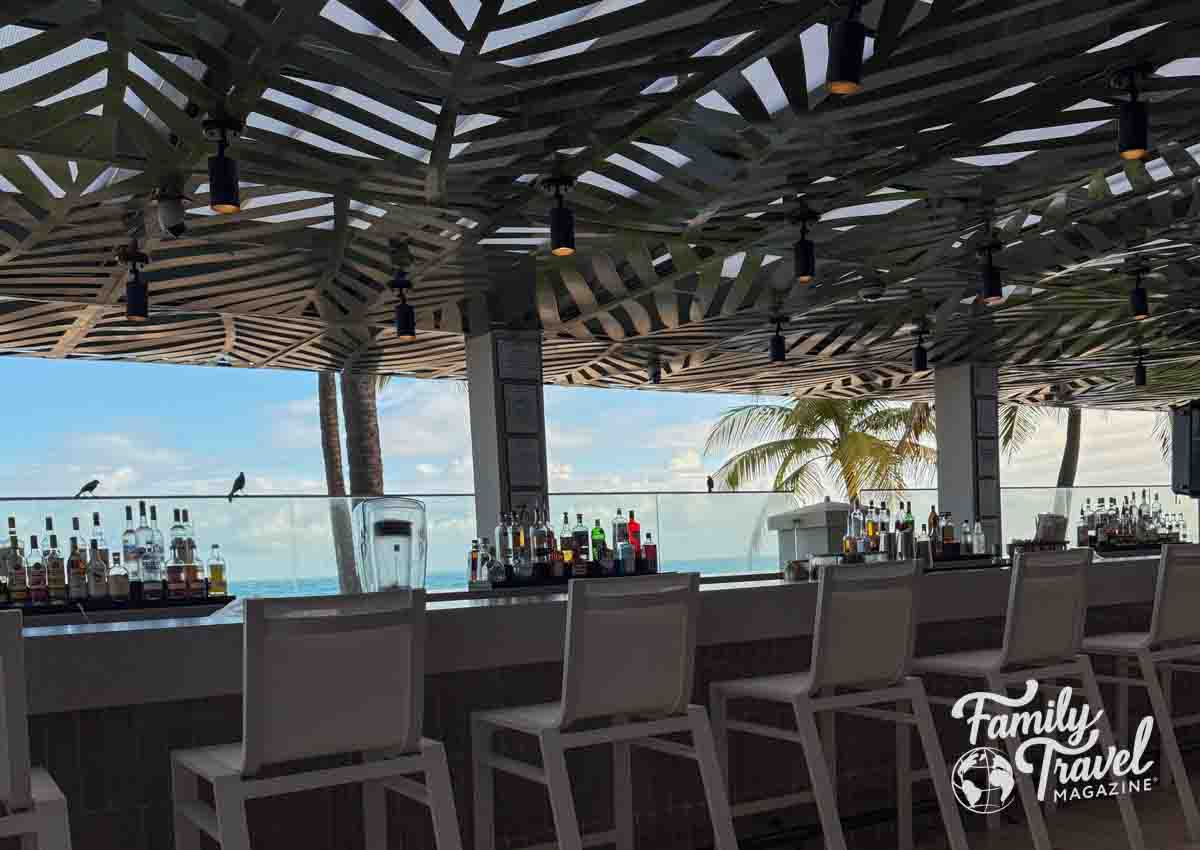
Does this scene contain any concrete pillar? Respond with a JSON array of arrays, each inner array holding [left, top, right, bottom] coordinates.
[[934, 363, 1001, 550], [465, 328, 548, 540]]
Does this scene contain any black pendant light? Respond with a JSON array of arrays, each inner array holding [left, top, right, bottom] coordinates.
[[118, 242, 149, 322], [546, 176, 576, 257], [769, 320, 786, 363], [203, 116, 243, 214], [980, 249, 1004, 306], [794, 220, 816, 284], [391, 267, 416, 342], [828, 0, 866, 95], [1134, 354, 1147, 387], [912, 334, 928, 372], [1130, 272, 1150, 321], [1117, 71, 1149, 161], [648, 359, 662, 385]]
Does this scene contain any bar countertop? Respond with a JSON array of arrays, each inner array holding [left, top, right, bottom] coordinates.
[[22, 555, 1159, 715]]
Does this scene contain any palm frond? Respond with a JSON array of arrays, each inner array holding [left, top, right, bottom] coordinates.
[[1153, 412, 1172, 464], [712, 438, 824, 491], [999, 404, 1046, 460], [704, 404, 794, 458]]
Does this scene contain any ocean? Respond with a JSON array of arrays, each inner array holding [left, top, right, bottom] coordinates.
[[228, 555, 779, 599]]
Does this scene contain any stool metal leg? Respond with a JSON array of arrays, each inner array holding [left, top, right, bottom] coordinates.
[[896, 696, 913, 850], [471, 717, 496, 850], [1162, 664, 1175, 789], [793, 697, 849, 850], [423, 740, 464, 850], [687, 705, 739, 850], [540, 730, 584, 850], [908, 678, 969, 850], [213, 782, 251, 850], [1139, 651, 1200, 843], [613, 738, 634, 850], [362, 780, 388, 850], [1080, 655, 1147, 850], [986, 672, 1053, 850], [709, 684, 730, 790], [171, 760, 203, 850]]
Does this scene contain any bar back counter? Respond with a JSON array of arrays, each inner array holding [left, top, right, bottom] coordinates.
[[18, 557, 1196, 850]]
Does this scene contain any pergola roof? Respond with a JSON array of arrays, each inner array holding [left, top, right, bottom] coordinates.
[[2, 0, 1200, 408]]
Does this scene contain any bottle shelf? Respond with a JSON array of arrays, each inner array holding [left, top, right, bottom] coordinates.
[[6, 594, 234, 616]]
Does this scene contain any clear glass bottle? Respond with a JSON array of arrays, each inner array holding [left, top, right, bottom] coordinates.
[[206, 544, 226, 596], [91, 511, 109, 567], [166, 519, 187, 601], [7, 531, 26, 605], [494, 512, 511, 566], [138, 502, 163, 601], [972, 520, 986, 558], [961, 518, 972, 554], [87, 538, 108, 599], [150, 505, 166, 570], [612, 508, 628, 547], [108, 551, 129, 601], [529, 509, 550, 571], [182, 509, 197, 567], [560, 512, 574, 566], [67, 532, 88, 602], [121, 505, 139, 581], [45, 524, 66, 605], [0, 516, 15, 590], [27, 535, 47, 606]]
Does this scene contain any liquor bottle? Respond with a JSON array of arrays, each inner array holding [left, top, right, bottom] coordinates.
[[573, 514, 590, 561], [166, 529, 187, 601], [7, 531, 25, 605], [86, 539, 108, 599], [612, 508, 628, 547], [530, 510, 550, 574], [590, 519, 606, 561], [67, 533, 88, 602], [881, 503, 892, 536], [188, 548, 207, 599], [45, 525, 67, 605], [182, 509, 197, 566], [121, 505, 140, 587], [495, 513, 511, 566], [91, 511, 109, 566], [135, 501, 151, 564], [927, 505, 938, 536], [961, 519, 972, 554], [27, 535, 47, 605], [108, 552, 129, 601], [170, 510, 186, 562], [469, 539, 479, 583], [478, 537, 492, 582], [150, 505, 166, 571], [0, 517, 15, 590], [865, 501, 876, 539], [972, 520, 986, 558], [560, 513, 574, 566], [627, 510, 642, 555], [643, 532, 658, 573], [905, 502, 914, 533], [139, 501, 163, 601], [207, 544, 227, 596]]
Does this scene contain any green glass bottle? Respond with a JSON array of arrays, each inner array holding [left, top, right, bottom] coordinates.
[[590, 520, 606, 561]]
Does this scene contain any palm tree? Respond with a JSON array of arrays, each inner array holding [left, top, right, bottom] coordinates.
[[703, 398, 936, 502], [318, 372, 360, 592]]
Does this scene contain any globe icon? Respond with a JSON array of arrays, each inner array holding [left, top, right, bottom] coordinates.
[[952, 747, 1016, 814]]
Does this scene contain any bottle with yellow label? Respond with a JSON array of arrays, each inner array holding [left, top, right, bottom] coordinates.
[[206, 544, 225, 596]]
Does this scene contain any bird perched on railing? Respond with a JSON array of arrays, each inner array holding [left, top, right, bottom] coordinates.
[[228, 472, 246, 503], [75, 479, 100, 498], [706, 476, 714, 494]]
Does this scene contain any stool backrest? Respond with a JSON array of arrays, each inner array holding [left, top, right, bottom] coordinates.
[[559, 573, 699, 727], [1000, 548, 1091, 668], [242, 590, 425, 775], [809, 561, 919, 693], [1149, 544, 1200, 646], [0, 612, 30, 811]]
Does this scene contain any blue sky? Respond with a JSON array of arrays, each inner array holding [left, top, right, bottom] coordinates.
[[0, 357, 1179, 581]]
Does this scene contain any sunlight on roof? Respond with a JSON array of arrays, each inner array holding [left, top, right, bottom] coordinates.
[[631, 141, 691, 168], [0, 26, 107, 94], [1145, 157, 1173, 181], [320, 0, 392, 38], [1086, 22, 1167, 53], [247, 112, 379, 160], [919, 123, 953, 133], [400, 1, 465, 53], [605, 153, 662, 183], [821, 199, 920, 221], [1064, 98, 1112, 111], [0, 174, 20, 193], [694, 31, 755, 58], [285, 76, 438, 138], [954, 152, 1036, 167], [721, 253, 746, 278], [800, 24, 828, 92], [1157, 57, 1200, 77], [984, 120, 1110, 147], [981, 82, 1037, 102], [641, 76, 677, 95], [742, 57, 790, 115], [578, 170, 638, 199], [243, 190, 332, 210], [697, 90, 741, 115]]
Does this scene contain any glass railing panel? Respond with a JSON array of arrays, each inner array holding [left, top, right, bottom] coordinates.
[[655, 491, 801, 575]]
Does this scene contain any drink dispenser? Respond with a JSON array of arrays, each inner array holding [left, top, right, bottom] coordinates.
[[353, 497, 427, 590]]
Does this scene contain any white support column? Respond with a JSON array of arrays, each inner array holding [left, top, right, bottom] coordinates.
[[935, 364, 1001, 549], [465, 329, 549, 540]]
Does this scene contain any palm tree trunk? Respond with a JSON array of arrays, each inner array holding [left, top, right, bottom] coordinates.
[[1057, 408, 1082, 488], [340, 370, 385, 496], [318, 372, 360, 593]]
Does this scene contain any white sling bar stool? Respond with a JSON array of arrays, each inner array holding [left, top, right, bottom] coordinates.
[[912, 548, 1145, 850], [1084, 543, 1200, 845], [171, 590, 462, 850], [710, 561, 968, 850], [0, 611, 71, 849], [471, 573, 737, 850]]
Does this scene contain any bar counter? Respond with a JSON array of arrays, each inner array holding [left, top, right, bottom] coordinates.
[[19, 555, 1191, 850]]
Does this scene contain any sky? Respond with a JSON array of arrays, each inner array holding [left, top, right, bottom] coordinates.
[[0, 357, 1183, 583]]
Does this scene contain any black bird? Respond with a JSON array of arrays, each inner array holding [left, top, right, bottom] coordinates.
[[228, 472, 246, 503], [75, 479, 100, 498], [706, 475, 714, 493]]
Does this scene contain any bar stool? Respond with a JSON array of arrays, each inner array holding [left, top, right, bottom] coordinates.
[[1084, 543, 1200, 844], [912, 548, 1145, 850], [470, 573, 737, 850], [171, 591, 462, 850], [710, 561, 968, 850], [0, 611, 71, 849]]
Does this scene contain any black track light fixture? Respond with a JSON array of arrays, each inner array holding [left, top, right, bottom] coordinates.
[[648, 358, 662, 385], [203, 115, 243, 214], [828, 0, 867, 96], [978, 216, 1004, 306], [1114, 69, 1149, 162], [1134, 353, 1147, 388], [1130, 272, 1150, 321], [118, 242, 149, 322], [912, 334, 928, 372], [794, 219, 816, 284], [769, 319, 787, 363], [544, 176, 576, 257], [390, 248, 416, 341]]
